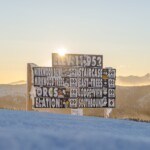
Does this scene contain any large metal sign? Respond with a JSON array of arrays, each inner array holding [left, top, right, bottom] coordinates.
[[52, 53, 103, 68], [28, 53, 116, 109], [33, 67, 105, 108]]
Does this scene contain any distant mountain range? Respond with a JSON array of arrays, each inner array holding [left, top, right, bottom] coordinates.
[[0, 82, 150, 120], [0, 84, 26, 110], [8, 80, 26, 85], [117, 73, 150, 86], [0, 84, 26, 97], [0, 74, 150, 120], [6, 73, 150, 86]]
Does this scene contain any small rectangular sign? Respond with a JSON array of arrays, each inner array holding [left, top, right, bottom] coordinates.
[[52, 53, 103, 68]]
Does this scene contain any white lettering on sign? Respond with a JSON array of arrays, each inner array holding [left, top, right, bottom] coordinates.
[[31, 54, 116, 108], [34, 97, 61, 108], [52, 53, 103, 68]]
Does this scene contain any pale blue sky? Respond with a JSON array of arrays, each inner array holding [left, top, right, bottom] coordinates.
[[0, 0, 150, 83]]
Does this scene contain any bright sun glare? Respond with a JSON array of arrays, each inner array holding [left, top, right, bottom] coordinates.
[[57, 48, 67, 56]]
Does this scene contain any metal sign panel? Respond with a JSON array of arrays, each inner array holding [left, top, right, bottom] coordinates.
[[52, 53, 103, 68], [28, 54, 116, 109], [102, 68, 116, 108], [32, 67, 112, 108]]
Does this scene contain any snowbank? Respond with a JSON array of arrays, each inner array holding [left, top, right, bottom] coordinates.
[[0, 110, 150, 150]]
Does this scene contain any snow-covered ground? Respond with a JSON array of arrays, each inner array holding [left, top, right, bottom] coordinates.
[[0, 110, 150, 150]]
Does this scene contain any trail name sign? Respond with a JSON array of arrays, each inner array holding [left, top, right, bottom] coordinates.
[[27, 53, 116, 109]]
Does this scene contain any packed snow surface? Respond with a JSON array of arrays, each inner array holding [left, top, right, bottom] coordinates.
[[0, 109, 150, 150]]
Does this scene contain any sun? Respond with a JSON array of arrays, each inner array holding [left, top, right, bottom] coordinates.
[[57, 48, 67, 56]]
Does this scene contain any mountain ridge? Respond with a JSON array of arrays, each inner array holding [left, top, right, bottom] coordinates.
[[3, 73, 150, 86], [117, 73, 150, 86]]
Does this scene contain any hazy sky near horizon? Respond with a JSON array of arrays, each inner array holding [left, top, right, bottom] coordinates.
[[0, 0, 150, 83]]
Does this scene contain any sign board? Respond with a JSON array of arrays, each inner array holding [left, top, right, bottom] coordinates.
[[33, 67, 105, 108], [27, 53, 116, 110], [102, 68, 116, 108], [52, 53, 103, 68]]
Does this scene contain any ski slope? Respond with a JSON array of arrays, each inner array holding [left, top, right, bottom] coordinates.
[[0, 110, 150, 150]]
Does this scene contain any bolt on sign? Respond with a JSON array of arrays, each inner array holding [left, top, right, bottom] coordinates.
[[27, 53, 116, 109]]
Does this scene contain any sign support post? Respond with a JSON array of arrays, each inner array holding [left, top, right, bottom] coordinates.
[[26, 63, 33, 111]]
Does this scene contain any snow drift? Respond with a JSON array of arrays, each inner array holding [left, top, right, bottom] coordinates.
[[0, 110, 150, 150]]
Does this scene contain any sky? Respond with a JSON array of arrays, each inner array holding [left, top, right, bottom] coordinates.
[[0, 0, 150, 84]]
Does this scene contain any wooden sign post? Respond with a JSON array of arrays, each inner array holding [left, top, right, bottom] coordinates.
[[26, 63, 32, 111], [26, 63, 38, 111]]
